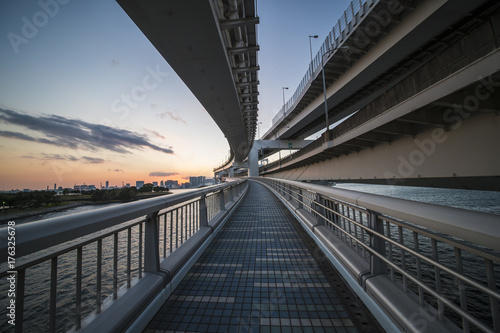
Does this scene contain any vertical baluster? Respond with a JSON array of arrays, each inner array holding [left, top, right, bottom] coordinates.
[[353, 208, 359, 250], [50, 257, 57, 332], [361, 213, 367, 258], [455, 248, 469, 331], [431, 239, 444, 320], [413, 232, 424, 305], [127, 227, 132, 288], [398, 226, 408, 292], [486, 259, 500, 331], [163, 214, 167, 258], [347, 207, 353, 247], [169, 211, 173, 254], [139, 223, 143, 279], [181, 206, 184, 244], [97, 239, 102, 312], [386, 221, 394, 281], [15, 269, 25, 333], [76, 247, 82, 330], [175, 209, 179, 249], [188, 204, 193, 238], [113, 233, 118, 299]]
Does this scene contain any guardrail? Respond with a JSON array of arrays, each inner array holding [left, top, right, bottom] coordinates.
[[255, 177, 500, 333], [0, 180, 248, 332], [272, 0, 373, 126]]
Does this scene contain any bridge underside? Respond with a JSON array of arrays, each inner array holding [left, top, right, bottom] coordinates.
[[261, 2, 500, 191], [261, 66, 500, 189], [118, 0, 259, 163]]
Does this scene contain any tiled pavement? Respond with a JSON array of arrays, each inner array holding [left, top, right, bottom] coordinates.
[[145, 181, 378, 333]]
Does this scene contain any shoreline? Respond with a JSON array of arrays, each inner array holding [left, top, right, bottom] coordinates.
[[0, 192, 174, 224], [0, 202, 91, 224]]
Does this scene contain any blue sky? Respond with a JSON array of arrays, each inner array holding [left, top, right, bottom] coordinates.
[[0, 0, 351, 190]]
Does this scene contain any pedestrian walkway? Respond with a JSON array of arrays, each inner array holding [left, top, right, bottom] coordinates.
[[145, 181, 379, 333]]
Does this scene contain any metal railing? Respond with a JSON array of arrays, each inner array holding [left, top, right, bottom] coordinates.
[[256, 177, 500, 333], [272, 0, 373, 126], [0, 180, 247, 332]]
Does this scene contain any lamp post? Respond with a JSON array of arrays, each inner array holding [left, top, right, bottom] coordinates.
[[321, 46, 349, 142], [282, 86, 288, 107], [308, 35, 318, 63]]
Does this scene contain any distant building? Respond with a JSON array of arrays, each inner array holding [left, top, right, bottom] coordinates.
[[106, 181, 109, 189], [126, 183, 131, 188], [189, 176, 206, 188], [136, 181, 145, 189], [152, 181, 158, 187], [160, 180, 164, 187]]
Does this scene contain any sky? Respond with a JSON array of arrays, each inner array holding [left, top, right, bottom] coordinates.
[[0, 0, 351, 190]]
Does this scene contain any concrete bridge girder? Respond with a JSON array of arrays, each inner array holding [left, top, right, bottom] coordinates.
[[266, 112, 500, 190]]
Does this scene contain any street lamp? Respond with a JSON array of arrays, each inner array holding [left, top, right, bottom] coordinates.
[[321, 46, 349, 141], [308, 35, 318, 63], [282, 86, 289, 107]]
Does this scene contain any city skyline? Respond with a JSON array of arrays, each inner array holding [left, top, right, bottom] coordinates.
[[0, 0, 351, 190], [2, 175, 212, 192]]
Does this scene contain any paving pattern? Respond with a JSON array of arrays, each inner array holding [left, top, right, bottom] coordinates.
[[145, 181, 373, 333]]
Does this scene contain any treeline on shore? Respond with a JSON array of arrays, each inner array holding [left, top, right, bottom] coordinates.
[[1, 184, 170, 210]]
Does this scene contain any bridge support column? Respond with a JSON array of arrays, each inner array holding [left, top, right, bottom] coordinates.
[[229, 168, 235, 178], [248, 144, 259, 177]]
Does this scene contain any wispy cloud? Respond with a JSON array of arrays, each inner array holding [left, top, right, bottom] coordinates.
[[82, 156, 106, 164], [151, 130, 166, 140], [23, 153, 105, 164], [158, 111, 187, 124], [149, 171, 179, 177], [0, 108, 174, 154]]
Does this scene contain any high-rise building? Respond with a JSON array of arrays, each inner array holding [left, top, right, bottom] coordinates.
[[136, 181, 145, 189], [152, 181, 158, 187], [105, 181, 109, 189]]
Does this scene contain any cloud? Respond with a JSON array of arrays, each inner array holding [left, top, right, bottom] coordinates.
[[151, 130, 166, 140], [109, 168, 124, 172], [149, 171, 179, 177], [23, 153, 103, 163], [158, 111, 187, 124], [82, 156, 105, 164], [0, 130, 36, 141], [0, 108, 174, 155], [110, 59, 120, 67]]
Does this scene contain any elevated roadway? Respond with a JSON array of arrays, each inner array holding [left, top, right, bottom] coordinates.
[[117, 0, 259, 163], [260, 0, 500, 190]]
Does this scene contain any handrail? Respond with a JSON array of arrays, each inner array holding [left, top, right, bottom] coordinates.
[[0, 180, 248, 332], [264, 178, 500, 251], [256, 177, 500, 332], [0, 181, 244, 261]]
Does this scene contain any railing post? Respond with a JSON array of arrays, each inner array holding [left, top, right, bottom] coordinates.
[[219, 189, 226, 211], [368, 210, 387, 276], [144, 211, 160, 273], [315, 194, 325, 225], [287, 184, 292, 201], [199, 194, 208, 227], [298, 188, 303, 209]]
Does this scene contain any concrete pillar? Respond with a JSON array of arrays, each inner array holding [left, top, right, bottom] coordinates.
[[248, 144, 259, 177], [229, 168, 235, 177]]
